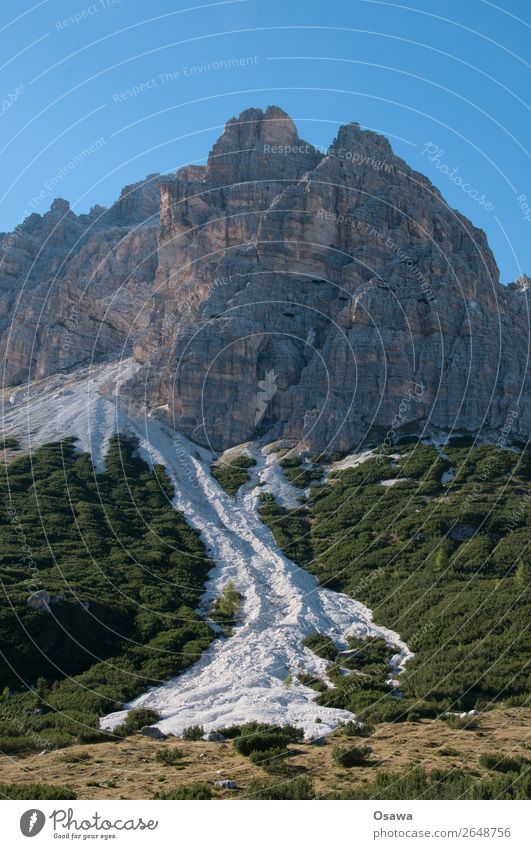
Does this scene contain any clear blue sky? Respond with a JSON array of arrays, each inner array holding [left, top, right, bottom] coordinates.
[[1, 0, 529, 282]]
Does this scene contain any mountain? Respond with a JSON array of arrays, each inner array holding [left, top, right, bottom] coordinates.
[[0, 178, 160, 385], [1, 106, 528, 451]]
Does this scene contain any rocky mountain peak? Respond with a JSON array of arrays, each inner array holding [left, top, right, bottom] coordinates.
[[49, 198, 72, 216], [329, 120, 393, 160], [509, 273, 530, 293], [0, 106, 528, 450], [206, 105, 322, 183]]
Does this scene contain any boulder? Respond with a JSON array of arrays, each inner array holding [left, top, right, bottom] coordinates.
[[27, 590, 50, 611], [141, 726, 166, 740], [207, 731, 225, 742]]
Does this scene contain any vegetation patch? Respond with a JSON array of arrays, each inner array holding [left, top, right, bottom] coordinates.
[[297, 673, 328, 693], [332, 743, 372, 767], [0, 782, 77, 799], [0, 437, 214, 752], [479, 753, 528, 773], [155, 781, 214, 799], [260, 442, 531, 718], [279, 456, 322, 489], [340, 719, 374, 738], [115, 709, 161, 737], [442, 715, 479, 731], [209, 581, 243, 636], [211, 454, 256, 496], [181, 725, 204, 741], [302, 631, 338, 661], [156, 747, 186, 766], [325, 764, 531, 800]]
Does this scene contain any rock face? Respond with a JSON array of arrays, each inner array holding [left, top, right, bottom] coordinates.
[[0, 177, 160, 386], [1, 106, 529, 450]]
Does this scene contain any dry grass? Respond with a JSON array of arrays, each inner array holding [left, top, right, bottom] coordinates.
[[0, 707, 529, 799]]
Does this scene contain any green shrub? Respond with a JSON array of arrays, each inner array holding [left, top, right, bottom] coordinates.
[[233, 731, 288, 757], [325, 765, 531, 800], [211, 454, 256, 495], [345, 636, 395, 669], [181, 725, 204, 741], [298, 673, 328, 693], [302, 632, 338, 661], [156, 747, 185, 765], [0, 436, 19, 451], [332, 744, 371, 767], [0, 782, 76, 799], [279, 456, 319, 488], [260, 442, 531, 718], [116, 708, 160, 736], [479, 753, 526, 773], [436, 747, 460, 757], [0, 437, 214, 750], [341, 720, 374, 737], [155, 781, 214, 799], [248, 746, 291, 773], [222, 722, 303, 746], [210, 581, 243, 637], [216, 724, 243, 739]]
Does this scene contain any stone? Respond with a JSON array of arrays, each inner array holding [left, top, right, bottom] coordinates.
[[26, 590, 50, 611], [0, 176, 159, 387], [214, 779, 236, 789], [206, 730, 225, 742], [141, 725, 166, 739]]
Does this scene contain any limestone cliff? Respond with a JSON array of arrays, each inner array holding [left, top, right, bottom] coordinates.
[[1, 107, 528, 450]]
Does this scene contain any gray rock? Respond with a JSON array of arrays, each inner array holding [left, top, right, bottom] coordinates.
[[27, 590, 50, 611], [207, 730, 225, 742], [141, 725, 166, 739], [214, 779, 236, 789], [0, 177, 159, 387], [127, 108, 530, 450]]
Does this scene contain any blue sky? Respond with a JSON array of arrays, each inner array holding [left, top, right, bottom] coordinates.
[[0, 0, 529, 282]]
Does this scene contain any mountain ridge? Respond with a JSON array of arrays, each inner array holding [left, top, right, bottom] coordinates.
[[1, 106, 529, 451]]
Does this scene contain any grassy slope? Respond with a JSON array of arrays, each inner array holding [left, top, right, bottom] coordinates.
[[211, 454, 256, 496], [1, 437, 529, 800], [0, 706, 528, 799], [260, 441, 530, 719], [0, 436, 214, 752]]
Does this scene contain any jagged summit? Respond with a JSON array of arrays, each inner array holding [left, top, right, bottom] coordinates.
[[509, 273, 531, 293], [0, 106, 528, 450]]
